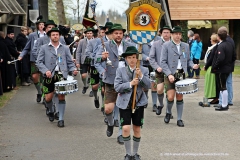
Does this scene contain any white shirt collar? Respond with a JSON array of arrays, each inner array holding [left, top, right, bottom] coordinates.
[[48, 41, 62, 49], [38, 30, 46, 35]]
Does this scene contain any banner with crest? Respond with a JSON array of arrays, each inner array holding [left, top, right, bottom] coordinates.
[[125, 0, 165, 44]]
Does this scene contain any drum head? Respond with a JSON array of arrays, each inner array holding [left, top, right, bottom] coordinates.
[[175, 79, 197, 85], [67, 76, 74, 81]]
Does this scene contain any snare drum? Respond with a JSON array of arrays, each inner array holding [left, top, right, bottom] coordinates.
[[175, 79, 198, 94], [150, 72, 156, 82], [55, 79, 78, 95]]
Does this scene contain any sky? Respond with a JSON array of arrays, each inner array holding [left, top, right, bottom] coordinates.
[[71, 0, 129, 15], [95, 0, 129, 14]]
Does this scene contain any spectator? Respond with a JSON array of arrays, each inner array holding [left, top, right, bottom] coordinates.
[[190, 33, 202, 79], [187, 30, 194, 78], [15, 26, 31, 86], [215, 26, 236, 107], [0, 39, 3, 96], [0, 31, 13, 92], [203, 34, 219, 104], [4, 28, 20, 89]]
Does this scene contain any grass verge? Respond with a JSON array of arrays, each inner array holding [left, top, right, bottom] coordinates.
[[0, 89, 18, 108]]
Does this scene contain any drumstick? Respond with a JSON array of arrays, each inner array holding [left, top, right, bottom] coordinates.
[[7, 59, 19, 64]]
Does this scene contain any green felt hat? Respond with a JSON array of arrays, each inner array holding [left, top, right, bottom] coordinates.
[[121, 46, 139, 57], [102, 22, 113, 30], [47, 27, 61, 36], [45, 20, 57, 27], [160, 26, 172, 33], [109, 23, 126, 33], [84, 27, 95, 34], [172, 26, 183, 33]]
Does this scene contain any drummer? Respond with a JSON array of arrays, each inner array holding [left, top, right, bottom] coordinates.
[[160, 26, 199, 127], [149, 26, 172, 115], [36, 27, 78, 127]]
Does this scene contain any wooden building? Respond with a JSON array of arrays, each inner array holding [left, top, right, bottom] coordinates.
[[0, 0, 48, 34]]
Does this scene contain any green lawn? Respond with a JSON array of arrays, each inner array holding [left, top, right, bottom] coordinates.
[[199, 62, 240, 77], [0, 90, 17, 108]]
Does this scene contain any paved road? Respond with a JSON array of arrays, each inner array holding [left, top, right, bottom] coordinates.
[[0, 75, 240, 160]]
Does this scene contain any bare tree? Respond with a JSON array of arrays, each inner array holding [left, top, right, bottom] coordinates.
[[54, 0, 67, 25]]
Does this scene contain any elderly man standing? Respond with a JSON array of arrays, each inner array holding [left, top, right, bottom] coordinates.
[[214, 26, 236, 108], [212, 28, 235, 111], [160, 26, 199, 127]]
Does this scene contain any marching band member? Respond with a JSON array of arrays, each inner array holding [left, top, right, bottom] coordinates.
[[32, 20, 66, 120], [36, 28, 78, 127], [160, 26, 199, 127], [149, 26, 172, 115], [114, 46, 151, 160], [95, 23, 135, 142], [76, 28, 94, 95], [142, 35, 161, 111], [18, 16, 45, 103], [85, 29, 101, 108], [94, 22, 113, 112]]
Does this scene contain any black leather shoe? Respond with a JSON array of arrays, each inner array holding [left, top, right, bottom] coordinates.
[[89, 91, 93, 97], [114, 119, 119, 127], [177, 120, 184, 127], [124, 154, 132, 160], [132, 153, 141, 160], [94, 97, 100, 108], [152, 104, 157, 112], [36, 94, 42, 103], [215, 105, 229, 111], [156, 105, 163, 115], [101, 107, 104, 114], [106, 125, 114, 137], [104, 117, 108, 125], [54, 112, 59, 120], [228, 103, 233, 106], [164, 113, 171, 123], [117, 135, 124, 145], [48, 113, 54, 122], [171, 115, 174, 119], [82, 87, 88, 94], [58, 120, 64, 127]]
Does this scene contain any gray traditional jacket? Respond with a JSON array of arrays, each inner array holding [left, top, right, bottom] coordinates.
[[149, 39, 165, 71], [160, 41, 194, 76], [142, 36, 161, 66], [94, 40, 135, 84], [36, 43, 76, 79], [20, 31, 45, 62], [76, 38, 90, 65], [114, 66, 151, 109], [32, 35, 66, 62]]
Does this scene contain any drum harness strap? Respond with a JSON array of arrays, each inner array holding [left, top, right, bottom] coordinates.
[[125, 66, 143, 109]]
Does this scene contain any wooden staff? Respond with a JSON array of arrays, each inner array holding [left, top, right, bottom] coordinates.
[[132, 44, 142, 113]]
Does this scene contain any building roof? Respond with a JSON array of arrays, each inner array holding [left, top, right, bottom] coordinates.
[[168, 0, 240, 20]]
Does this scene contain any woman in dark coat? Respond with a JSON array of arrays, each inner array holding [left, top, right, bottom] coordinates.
[[15, 26, 30, 86]]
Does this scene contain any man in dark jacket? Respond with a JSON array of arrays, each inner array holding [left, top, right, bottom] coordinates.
[[0, 31, 13, 92], [211, 29, 234, 111], [4, 29, 20, 89], [15, 26, 30, 86]]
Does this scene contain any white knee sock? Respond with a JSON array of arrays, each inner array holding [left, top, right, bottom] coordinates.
[[222, 90, 228, 107]]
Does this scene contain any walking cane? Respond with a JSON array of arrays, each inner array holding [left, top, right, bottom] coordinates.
[[131, 44, 142, 113]]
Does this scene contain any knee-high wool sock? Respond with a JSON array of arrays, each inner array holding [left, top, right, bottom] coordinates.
[[166, 100, 174, 114], [151, 91, 157, 106], [58, 100, 66, 121], [157, 93, 164, 106], [105, 111, 114, 126], [133, 136, 141, 155], [123, 136, 131, 156], [176, 100, 184, 120]]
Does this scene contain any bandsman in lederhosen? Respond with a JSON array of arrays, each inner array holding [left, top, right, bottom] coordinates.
[[149, 26, 172, 115], [160, 26, 199, 127]]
